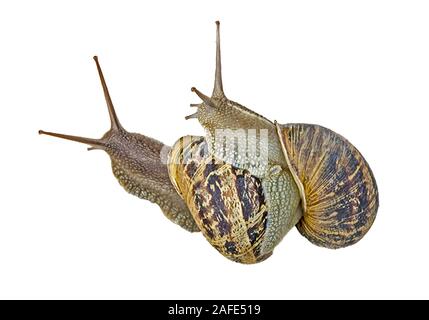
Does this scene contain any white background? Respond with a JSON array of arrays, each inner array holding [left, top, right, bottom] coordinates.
[[0, 0, 428, 299]]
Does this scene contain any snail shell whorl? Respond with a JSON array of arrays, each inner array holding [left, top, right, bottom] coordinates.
[[168, 136, 273, 264], [277, 123, 379, 249]]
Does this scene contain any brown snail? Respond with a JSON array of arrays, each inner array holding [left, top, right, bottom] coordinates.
[[39, 21, 379, 264]]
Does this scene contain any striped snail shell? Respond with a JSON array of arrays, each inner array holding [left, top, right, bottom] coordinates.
[[168, 136, 301, 264], [167, 123, 379, 263], [39, 21, 379, 264], [277, 123, 379, 249], [168, 22, 379, 263]]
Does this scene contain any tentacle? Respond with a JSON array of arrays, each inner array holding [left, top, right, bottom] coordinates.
[[212, 21, 225, 99], [39, 56, 122, 150], [38, 130, 106, 151], [191, 87, 214, 107], [93, 56, 122, 131], [39, 56, 200, 232]]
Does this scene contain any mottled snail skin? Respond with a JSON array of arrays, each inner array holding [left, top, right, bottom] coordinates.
[[39, 57, 199, 232], [40, 21, 379, 264]]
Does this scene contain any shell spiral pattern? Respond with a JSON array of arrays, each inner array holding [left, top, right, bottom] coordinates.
[[277, 123, 379, 249], [168, 136, 272, 264]]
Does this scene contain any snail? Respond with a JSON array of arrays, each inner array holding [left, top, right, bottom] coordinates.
[[39, 21, 379, 264]]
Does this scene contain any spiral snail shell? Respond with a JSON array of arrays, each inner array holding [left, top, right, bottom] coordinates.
[[40, 21, 378, 264]]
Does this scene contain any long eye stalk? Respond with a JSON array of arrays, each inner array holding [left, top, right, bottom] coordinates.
[[39, 56, 200, 232], [39, 56, 122, 150]]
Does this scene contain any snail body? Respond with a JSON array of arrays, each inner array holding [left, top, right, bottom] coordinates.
[[40, 22, 378, 264]]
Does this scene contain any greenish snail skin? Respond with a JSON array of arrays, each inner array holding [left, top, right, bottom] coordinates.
[[39, 22, 379, 264]]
